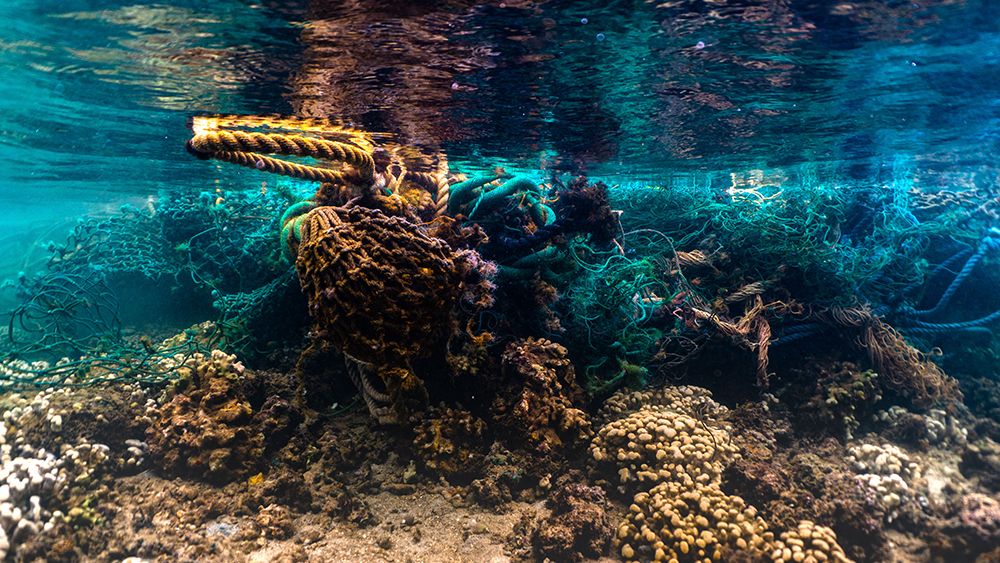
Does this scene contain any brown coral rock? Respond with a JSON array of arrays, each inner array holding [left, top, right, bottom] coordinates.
[[413, 406, 490, 478], [493, 338, 593, 452], [470, 444, 529, 508], [957, 493, 1000, 548], [256, 503, 295, 540], [146, 351, 280, 483], [533, 483, 613, 561]]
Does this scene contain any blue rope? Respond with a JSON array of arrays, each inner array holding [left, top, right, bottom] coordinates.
[[915, 239, 991, 318], [910, 309, 1000, 332]]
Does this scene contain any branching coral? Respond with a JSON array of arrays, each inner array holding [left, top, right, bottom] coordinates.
[[492, 338, 592, 453], [412, 406, 489, 478]]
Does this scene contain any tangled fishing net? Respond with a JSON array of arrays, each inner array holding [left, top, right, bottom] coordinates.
[[2, 113, 995, 425], [1, 168, 305, 386], [296, 205, 474, 365]]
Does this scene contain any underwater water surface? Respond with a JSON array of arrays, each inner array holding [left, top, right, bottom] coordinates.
[[0, 1, 999, 561], [1, 1, 997, 241]]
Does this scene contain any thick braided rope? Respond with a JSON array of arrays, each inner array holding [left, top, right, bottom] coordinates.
[[916, 240, 989, 318], [199, 115, 375, 146], [188, 130, 375, 181], [211, 151, 362, 184], [433, 175, 452, 217], [408, 172, 453, 217]]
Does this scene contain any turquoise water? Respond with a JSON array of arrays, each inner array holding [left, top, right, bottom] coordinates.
[[0, 0, 998, 329], [0, 1, 303, 288], [2, 4, 1000, 560]]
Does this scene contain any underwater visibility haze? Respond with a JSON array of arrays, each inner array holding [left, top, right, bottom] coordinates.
[[0, 0, 999, 561]]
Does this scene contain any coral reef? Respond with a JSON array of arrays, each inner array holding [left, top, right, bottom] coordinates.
[[0, 382, 158, 560], [847, 442, 922, 522], [591, 406, 736, 489], [598, 385, 730, 424], [593, 386, 852, 562], [0, 433, 107, 559], [960, 375, 1000, 425], [597, 390, 762, 562], [469, 444, 530, 508], [413, 406, 490, 479], [616, 479, 774, 562], [532, 483, 613, 561], [876, 405, 968, 448], [961, 437, 1000, 491], [4, 102, 999, 562], [492, 338, 593, 453], [768, 520, 853, 563], [146, 350, 294, 483], [724, 450, 888, 562], [592, 386, 735, 490], [956, 493, 1000, 550], [796, 362, 881, 440]]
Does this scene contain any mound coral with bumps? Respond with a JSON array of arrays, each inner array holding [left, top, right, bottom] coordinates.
[[769, 520, 853, 563], [593, 385, 853, 562], [597, 385, 730, 424], [591, 407, 737, 489], [617, 479, 774, 561]]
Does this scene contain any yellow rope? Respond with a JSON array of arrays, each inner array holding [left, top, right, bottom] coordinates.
[[187, 115, 457, 214], [408, 171, 453, 217], [208, 151, 361, 185], [188, 130, 375, 181], [190, 114, 378, 149]]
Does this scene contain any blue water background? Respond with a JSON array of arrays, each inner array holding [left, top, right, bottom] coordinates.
[[0, 0, 998, 311]]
